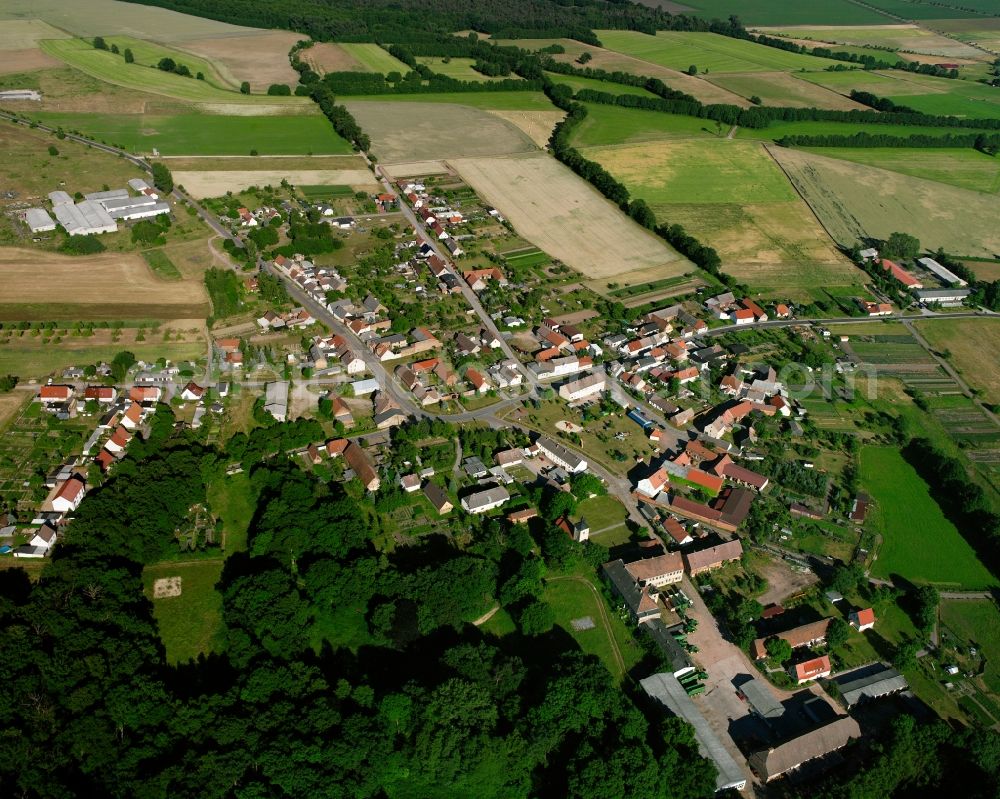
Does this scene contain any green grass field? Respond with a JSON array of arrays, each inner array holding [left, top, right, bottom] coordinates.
[[41, 38, 310, 107], [0, 341, 205, 379], [571, 103, 718, 147], [299, 184, 354, 200], [544, 576, 641, 679], [573, 495, 628, 532], [143, 560, 225, 664], [595, 30, 846, 74], [885, 88, 1000, 120], [588, 139, 796, 204], [31, 111, 352, 156], [676, 0, 892, 25], [142, 250, 183, 280], [417, 57, 517, 82], [705, 72, 861, 110], [804, 147, 1000, 194], [346, 91, 555, 111], [104, 35, 234, 91], [547, 71, 659, 98], [863, 446, 997, 588], [862, 0, 984, 19], [338, 43, 411, 74]]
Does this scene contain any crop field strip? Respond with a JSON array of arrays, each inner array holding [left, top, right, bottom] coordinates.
[[174, 168, 378, 198], [754, 24, 988, 59], [103, 35, 234, 91], [594, 30, 848, 74], [673, 0, 895, 25], [704, 72, 869, 110], [767, 146, 1000, 259], [450, 152, 688, 290], [31, 111, 353, 156], [338, 44, 411, 74]]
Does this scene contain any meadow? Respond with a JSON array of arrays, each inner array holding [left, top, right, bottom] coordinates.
[[594, 30, 846, 74], [175, 167, 376, 198], [915, 319, 1000, 405], [862, 446, 997, 588], [804, 147, 1000, 194], [863, 0, 989, 19], [0, 337, 206, 379], [941, 600, 1000, 696], [344, 91, 556, 111], [585, 139, 860, 298], [571, 103, 719, 148], [671, 0, 893, 25], [143, 560, 226, 664], [705, 72, 866, 110], [103, 35, 234, 90], [548, 72, 660, 98], [337, 43, 411, 74], [884, 86, 1000, 120], [31, 111, 353, 156], [451, 152, 687, 288], [417, 57, 515, 81], [769, 147, 1000, 258], [40, 38, 311, 107], [738, 118, 979, 141]]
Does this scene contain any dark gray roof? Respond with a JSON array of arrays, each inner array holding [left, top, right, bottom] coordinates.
[[641, 673, 747, 791], [739, 678, 784, 719], [837, 665, 908, 707]]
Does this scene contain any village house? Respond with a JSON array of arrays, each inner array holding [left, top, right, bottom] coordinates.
[[460, 486, 510, 514], [793, 655, 832, 684], [683, 539, 743, 575], [850, 608, 876, 632], [344, 442, 380, 491], [105, 425, 133, 454], [84, 386, 117, 404], [39, 385, 74, 405], [180, 382, 204, 401], [120, 402, 144, 431], [51, 477, 85, 513], [559, 373, 606, 403], [423, 482, 453, 514], [534, 437, 587, 473], [465, 367, 491, 394], [751, 618, 831, 660]]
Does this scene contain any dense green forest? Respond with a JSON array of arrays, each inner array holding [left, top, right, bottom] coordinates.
[[0, 408, 718, 797]]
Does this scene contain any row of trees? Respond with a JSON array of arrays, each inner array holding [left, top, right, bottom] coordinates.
[[777, 131, 1000, 149], [310, 84, 370, 151], [545, 82, 727, 282]]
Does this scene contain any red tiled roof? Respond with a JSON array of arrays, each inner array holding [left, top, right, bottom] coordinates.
[[853, 608, 876, 627], [794, 655, 831, 682]]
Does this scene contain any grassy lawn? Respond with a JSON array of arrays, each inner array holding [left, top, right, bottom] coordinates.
[[887, 88, 1000, 120], [478, 606, 517, 637], [573, 104, 718, 147], [206, 472, 256, 553], [40, 38, 310, 107], [804, 147, 1000, 195], [338, 43, 411, 74], [143, 559, 225, 664], [417, 57, 517, 82], [862, 446, 997, 589], [0, 340, 204, 380], [544, 575, 642, 679], [595, 30, 844, 74], [142, 249, 183, 280], [573, 495, 629, 532], [915, 318, 1000, 406], [31, 111, 353, 156]]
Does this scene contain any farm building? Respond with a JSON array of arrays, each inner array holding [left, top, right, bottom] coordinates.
[[749, 716, 861, 782], [879, 259, 922, 289], [53, 200, 117, 236], [738, 678, 784, 720], [264, 381, 289, 422], [641, 673, 748, 792], [913, 288, 970, 306], [534, 436, 587, 473], [24, 208, 56, 232], [837, 665, 908, 708], [751, 618, 831, 660], [85, 189, 129, 202], [0, 89, 41, 101], [917, 257, 967, 287], [683, 538, 743, 575], [99, 194, 170, 221]]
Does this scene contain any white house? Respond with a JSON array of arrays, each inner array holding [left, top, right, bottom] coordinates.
[[28, 524, 58, 551], [460, 486, 511, 514], [559, 374, 606, 403], [51, 477, 85, 513]]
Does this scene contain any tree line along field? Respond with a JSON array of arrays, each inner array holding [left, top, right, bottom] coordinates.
[[30, 111, 353, 156], [670, 0, 895, 25], [802, 147, 1000, 194], [862, 446, 998, 589], [769, 147, 1000, 258], [582, 138, 862, 299], [594, 30, 848, 74]]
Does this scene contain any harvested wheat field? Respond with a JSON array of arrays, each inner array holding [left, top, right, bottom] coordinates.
[[0, 19, 69, 49], [769, 146, 1000, 258], [176, 169, 379, 199], [486, 110, 566, 147], [380, 161, 451, 180], [0, 248, 209, 319], [181, 32, 302, 91], [450, 152, 687, 289], [162, 155, 369, 171], [344, 101, 538, 162], [303, 42, 368, 74], [0, 49, 61, 75], [706, 72, 868, 110]]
